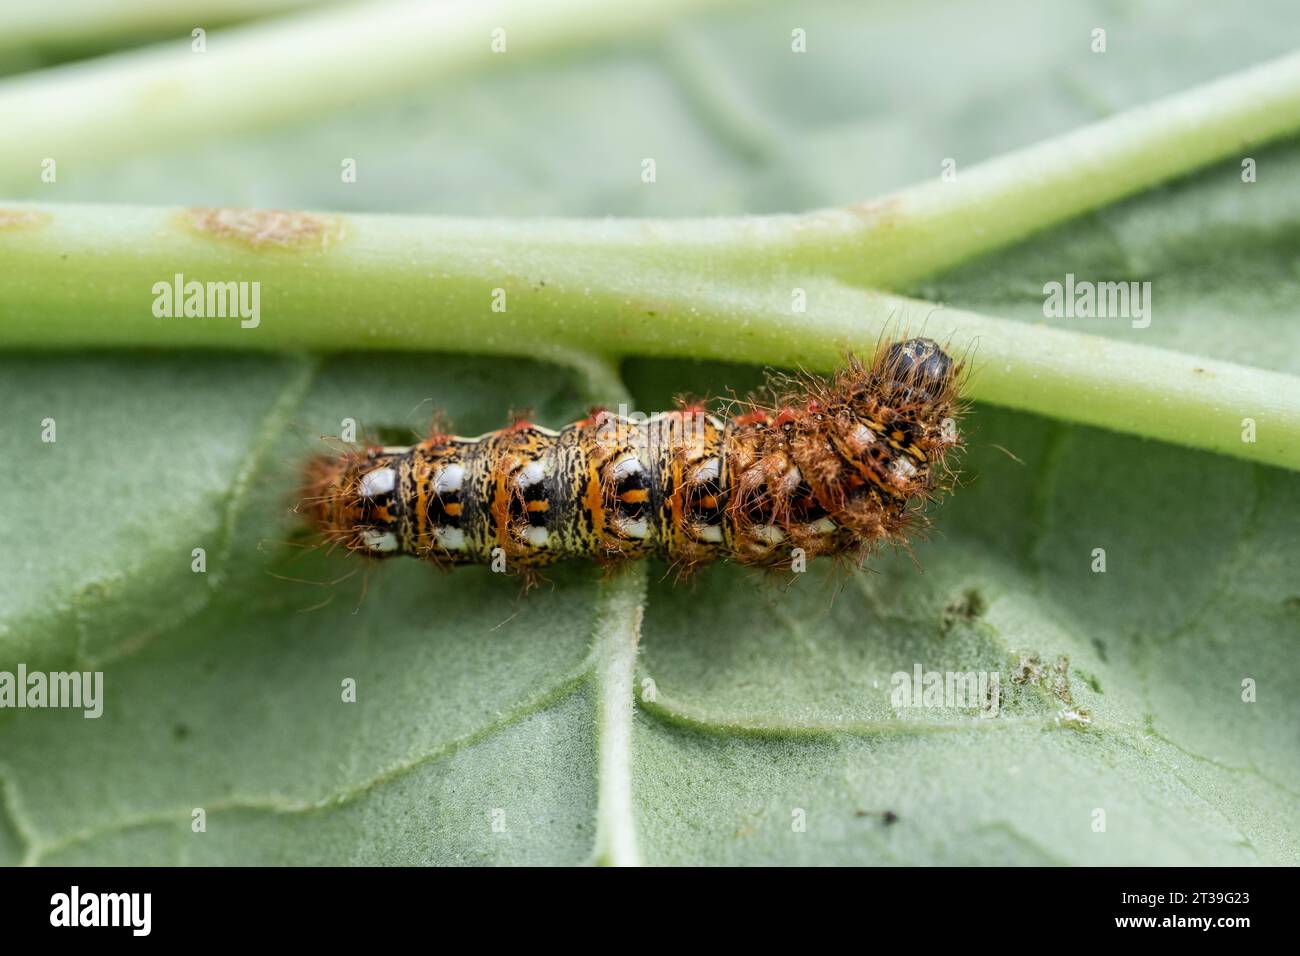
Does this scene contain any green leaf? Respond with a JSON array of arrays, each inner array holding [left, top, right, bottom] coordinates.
[[1, 0, 1298, 865]]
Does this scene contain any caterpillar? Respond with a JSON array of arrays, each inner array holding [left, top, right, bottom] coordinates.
[[301, 338, 965, 578]]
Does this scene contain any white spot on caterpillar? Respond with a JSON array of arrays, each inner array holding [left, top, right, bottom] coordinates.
[[694, 457, 720, 483], [890, 457, 917, 480], [697, 524, 723, 543], [524, 526, 550, 547], [852, 424, 876, 446], [361, 529, 398, 552], [434, 526, 465, 550], [619, 516, 649, 539], [810, 517, 836, 534], [781, 465, 802, 493], [514, 461, 545, 488], [753, 525, 785, 546], [359, 467, 396, 498], [612, 455, 642, 480], [434, 464, 464, 495]]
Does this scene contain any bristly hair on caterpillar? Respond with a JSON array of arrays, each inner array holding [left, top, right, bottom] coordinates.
[[297, 337, 967, 583]]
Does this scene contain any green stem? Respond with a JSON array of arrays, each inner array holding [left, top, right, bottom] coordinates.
[[0, 0, 331, 55], [798, 49, 1300, 288], [0, 0, 745, 187], [3, 31, 1298, 285], [1, 202, 1296, 469]]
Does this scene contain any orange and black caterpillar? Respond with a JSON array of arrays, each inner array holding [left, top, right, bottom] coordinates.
[[301, 338, 965, 577]]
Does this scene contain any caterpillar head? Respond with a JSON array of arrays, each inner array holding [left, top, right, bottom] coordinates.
[[301, 447, 405, 556], [823, 337, 964, 503], [880, 337, 955, 405]]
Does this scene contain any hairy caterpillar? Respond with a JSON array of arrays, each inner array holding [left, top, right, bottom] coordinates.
[[301, 338, 965, 578]]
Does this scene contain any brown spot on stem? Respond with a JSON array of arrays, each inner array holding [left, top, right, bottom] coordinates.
[[0, 209, 52, 231], [843, 196, 904, 227], [180, 207, 347, 250]]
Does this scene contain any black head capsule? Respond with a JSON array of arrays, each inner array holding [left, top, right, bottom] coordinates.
[[882, 337, 954, 403]]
